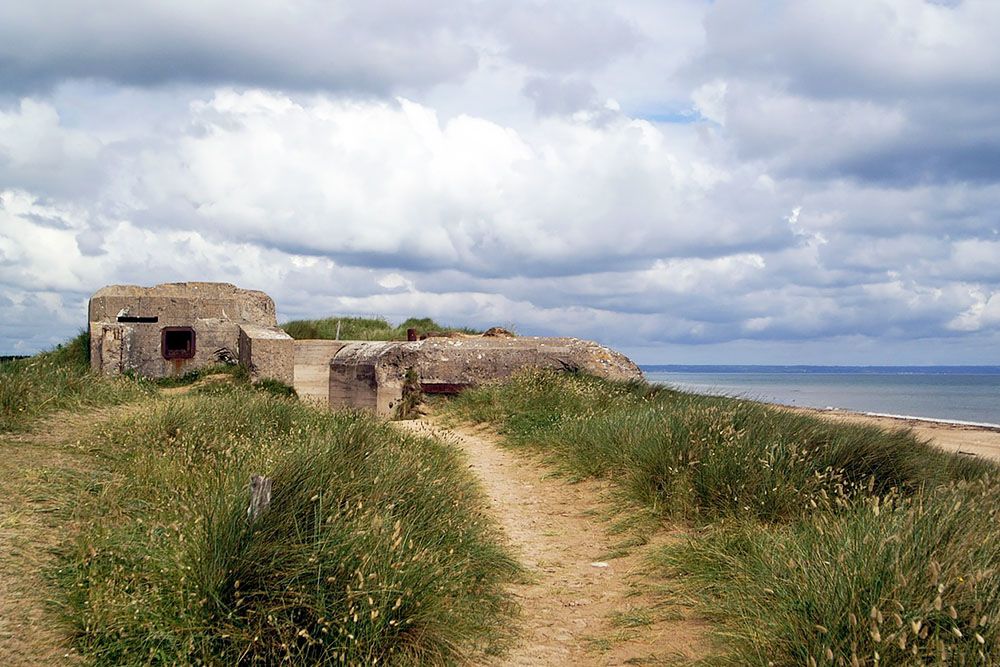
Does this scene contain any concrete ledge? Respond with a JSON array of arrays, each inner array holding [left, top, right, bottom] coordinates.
[[328, 337, 642, 416], [238, 324, 294, 385], [294, 340, 350, 404]]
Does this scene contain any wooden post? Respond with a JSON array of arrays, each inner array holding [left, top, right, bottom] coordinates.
[[247, 475, 272, 522]]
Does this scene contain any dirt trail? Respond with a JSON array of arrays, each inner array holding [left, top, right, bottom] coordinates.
[[395, 418, 711, 666], [0, 404, 145, 666]]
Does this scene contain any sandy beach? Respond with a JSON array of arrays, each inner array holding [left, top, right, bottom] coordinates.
[[789, 405, 1000, 463]]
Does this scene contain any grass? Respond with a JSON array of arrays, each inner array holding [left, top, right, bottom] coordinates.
[[281, 316, 479, 341], [442, 369, 1000, 663], [443, 370, 992, 523], [56, 387, 517, 665], [151, 362, 250, 388], [154, 363, 298, 398], [661, 480, 1000, 665], [0, 333, 152, 433], [3, 333, 515, 664]]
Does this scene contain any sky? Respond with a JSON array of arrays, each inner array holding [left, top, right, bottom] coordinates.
[[2, 0, 1000, 365]]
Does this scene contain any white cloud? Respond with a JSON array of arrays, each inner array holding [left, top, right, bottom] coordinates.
[[2, 0, 1000, 363], [108, 90, 787, 278]]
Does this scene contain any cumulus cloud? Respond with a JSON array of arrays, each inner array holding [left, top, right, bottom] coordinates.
[[0, 0, 482, 94], [0, 99, 105, 196], [693, 0, 1000, 184], [103, 90, 793, 277], [522, 76, 598, 116], [1, 0, 999, 364], [491, 2, 640, 72], [0, 0, 648, 97]]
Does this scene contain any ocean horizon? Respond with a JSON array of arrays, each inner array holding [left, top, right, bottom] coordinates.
[[642, 365, 1000, 428]]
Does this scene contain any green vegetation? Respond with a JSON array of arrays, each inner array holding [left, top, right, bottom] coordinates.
[[393, 368, 424, 420], [282, 316, 479, 341], [443, 370, 1000, 664], [444, 371, 990, 523], [58, 388, 517, 665], [153, 363, 297, 398], [1, 335, 514, 664], [0, 333, 152, 432], [664, 480, 1000, 665], [151, 362, 250, 388]]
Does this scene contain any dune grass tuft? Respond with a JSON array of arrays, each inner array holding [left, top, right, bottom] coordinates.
[[0, 332, 152, 432], [443, 369, 1000, 663], [444, 370, 990, 523], [282, 316, 479, 341], [58, 389, 517, 665], [661, 478, 1000, 665]]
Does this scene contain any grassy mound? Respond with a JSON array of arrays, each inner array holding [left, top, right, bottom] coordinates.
[[443, 370, 1000, 663], [444, 370, 990, 523], [663, 479, 1000, 665], [0, 333, 151, 432], [282, 316, 478, 341], [58, 388, 516, 665]]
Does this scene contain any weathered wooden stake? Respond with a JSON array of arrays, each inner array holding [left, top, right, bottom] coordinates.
[[247, 475, 272, 522]]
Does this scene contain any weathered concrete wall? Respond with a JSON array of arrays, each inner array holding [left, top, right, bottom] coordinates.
[[90, 318, 241, 378], [89, 282, 280, 380], [327, 337, 643, 415], [294, 340, 349, 404], [91, 322, 130, 376], [89, 282, 644, 402], [88, 282, 277, 327], [412, 337, 642, 386], [238, 324, 294, 385], [329, 342, 398, 413]]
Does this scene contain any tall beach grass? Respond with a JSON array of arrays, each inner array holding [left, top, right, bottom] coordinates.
[[282, 316, 478, 341], [0, 333, 151, 432], [443, 370, 1000, 663], [444, 370, 991, 523], [662, 478, 1000, 665], [58, 387, 517, 665]]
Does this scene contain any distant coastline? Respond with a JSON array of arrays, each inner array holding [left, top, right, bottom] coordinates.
[[643, 364, 1000, 375], [643, 364, 1000, 431], [640, 365, 1000, 461]]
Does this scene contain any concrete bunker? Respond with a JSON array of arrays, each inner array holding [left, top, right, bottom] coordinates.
[[326, 336, 643, 416], [88, 282, 293, 384], [89, 282, 643, 412]]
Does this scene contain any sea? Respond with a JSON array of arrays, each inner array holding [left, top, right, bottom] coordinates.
[[642, 366, 1000, 428]]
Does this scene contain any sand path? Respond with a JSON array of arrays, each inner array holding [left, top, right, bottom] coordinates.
[[394, 418, 711, 666], [0, 406, 138, 665]]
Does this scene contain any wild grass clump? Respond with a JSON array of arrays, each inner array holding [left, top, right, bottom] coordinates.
[[445, 369, 1000, 663], [155, 364, 297, 398], [0, 333, 152, 432], [153, 362, 248, 388], [445, 370, 989, 523], [393, 368, 423, 420], [661, 478, 1000, 665], [282, 316, 478, 341], [58, 389, 516, 665]]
